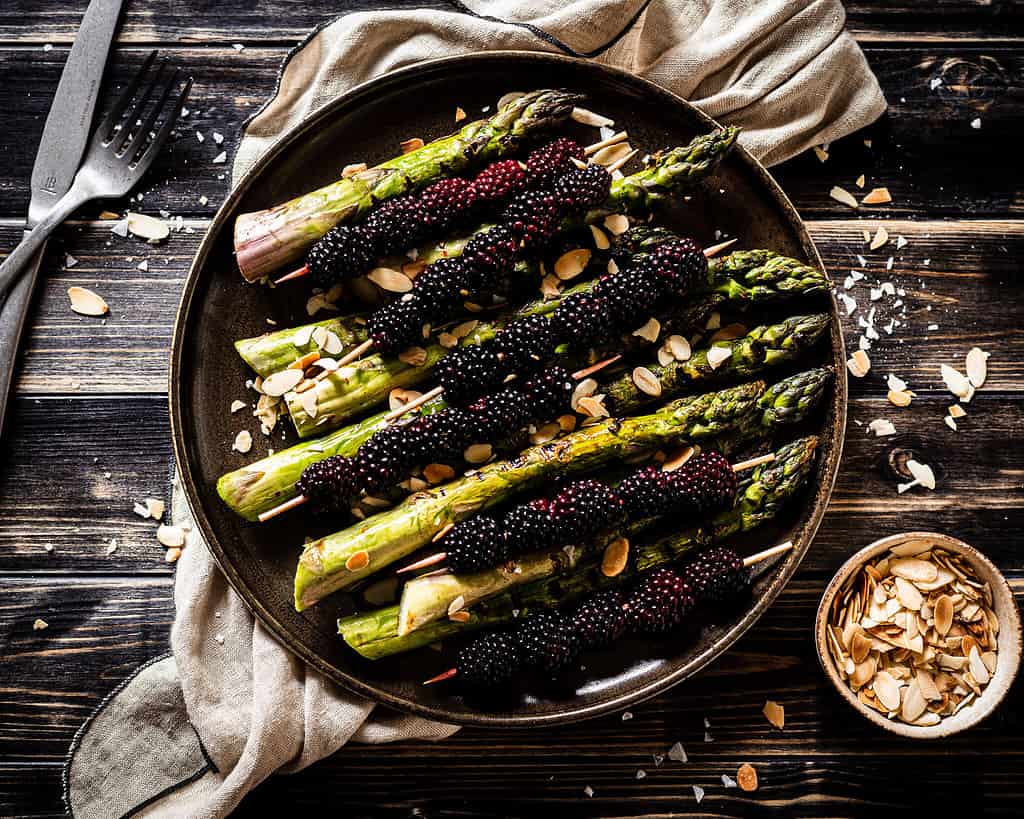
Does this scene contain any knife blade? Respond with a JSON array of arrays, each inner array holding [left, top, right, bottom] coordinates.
[[0, 0, 124, 438]]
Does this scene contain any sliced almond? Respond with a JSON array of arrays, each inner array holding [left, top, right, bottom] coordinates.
[[934, 594, 954, 635], [706, 346, 732, 370], [887, 390, 912, 407], [67, 286, 109, 316], [632, 317, 661, 343], [667, 335, 691, 361], [736, 763, 758, 792], [530, 422, 561, 445], [438, 332, 458, 349], [398, 346, 427, 367], [890, 558, 938, 584], [846, 349, 871, 377], [126, 211, 170, 241], [869, 226, 889, 250], [464, 443, 493, 464], [570, 378, 598, 410], [341, 162, 367, 178], [156, 524, 186, 548], [862, 187, 892, 205], [949, 404, 966, 419], [400, 137, 424, 154], [449, 609, 471, 623], [603, 213, 629, 235], [906, 460, 936, 490], [571, 107, 614, 127], [894, 577, 924, 610], [423, 463, 455, 484], [368, 266, 413, 293], [762, 700, 785, 730], [591, 142, 633, 168], [872, 670, 902, 711], [232, 430, 253, 454], [940, 364, 972, 399], [661, 445, 695, 472], [345, 551, 370, 571], [261, 368, 304, 397], [554, 248, 591, 280], [850, 656, 876, 688], [900, 680, 928, 723], [165, 547, 182, 564], [576, 395, 609, 418], [455, 107, 467, 122], [447, 595, 466, 617], [968, 646, 991, 685], [145, 498, 166, 521], [631, 366, 662, 397], [299, 389, 319, 419], [829, 186, 859, 209], [589, 224, 610, 250], [601, 537, 630, 577], [966, 347, 989, 388]]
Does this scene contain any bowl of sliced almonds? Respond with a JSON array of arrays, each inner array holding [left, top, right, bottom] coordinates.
[[815, 532, 1021, 738]]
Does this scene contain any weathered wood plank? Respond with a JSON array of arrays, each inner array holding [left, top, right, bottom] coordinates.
[[0, 45, 1023, 220], [1, 219, 1019, 395]]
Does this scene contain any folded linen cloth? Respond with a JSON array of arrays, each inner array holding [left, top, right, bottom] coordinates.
[[65, 2, 884, 816]]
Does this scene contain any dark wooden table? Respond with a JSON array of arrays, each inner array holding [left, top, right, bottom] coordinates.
[[2, 2, 1023, 815]]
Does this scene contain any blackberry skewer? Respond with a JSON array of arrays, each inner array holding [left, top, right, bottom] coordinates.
[[276, 138, 585, 286], [423, 541, 795, 687], [386, 235, 732, 419], [397, 450, 773, 575]]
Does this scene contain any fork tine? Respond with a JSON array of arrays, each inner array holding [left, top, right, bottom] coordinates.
[[111, 59, 168, 155], [124, 68, 180, 161], [132, 76, 192, 174], [96, 50, 157, 144]]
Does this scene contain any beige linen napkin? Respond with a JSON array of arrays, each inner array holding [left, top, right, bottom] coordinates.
[[65, 2, 884, 817]]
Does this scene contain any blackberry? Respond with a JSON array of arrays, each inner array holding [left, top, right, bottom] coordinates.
[[436, 344, 506, 404], [516, 365, 573, 419], [361, 195, 431, 250], [549, 479, 626, 533], [650, 237, 708, 293], [554, 163, 612, 211], [410, 258, 470, 317], [515, 611, 579, 672], [573, 589, 628, 650], [305, 224, 378, 286], [625, 567, 696, 633], [457, 632, 521, 688], [504, 189, 563, 251], [418, 177, 478, 232], [443, 515, 510, 574], [525, 137, 585, 188], [683, 546, 751, 604], [465, 390, 529, 440], [405, 412, 468, 465], [472, 159, 528, 206], [495, 315, 558, 372], [366, 296, 426, 353], [461, 223, 522, 286], [503, 498, 558, 555], [594, 265, 665, 328], [349, 422, 415, 495], [673, 451, 738, 516], [617, 466, 679, 518], [296, 455, 353, 514], [550, 291, 614, 346]]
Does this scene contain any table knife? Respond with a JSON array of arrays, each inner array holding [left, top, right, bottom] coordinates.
[[0, 0, 124, 439]]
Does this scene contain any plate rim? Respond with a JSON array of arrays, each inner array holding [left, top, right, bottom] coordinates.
[[169, 50, 847, 727]]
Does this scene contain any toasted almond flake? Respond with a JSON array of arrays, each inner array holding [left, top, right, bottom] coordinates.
[[601, 537, 630, 577], [945, 415, 958, 431], [813, 145, 829, 163], [850, 656, 876, 688], [571, 378, 597, 409], [299, 389, 319, 419], [891, 557, 938, 584], [603, 213, 629, 235], [133, 501, 150, 518], [887, 374, 908, 393], [447, 595, 466, 617], [126, 211, 169, 241], [737, 763, 758, 792], [345, 551, 370, 572], [368, 266, 413, 293], [464, 443, 493, 464], [862, 187, 892, 205], [662, 335, 689, 362], [710, 323, 747, 343], [846, 349, 871, 377], [591, 142, 633, 167], [146, 498, 165, 521], [340, 162, 367, 178], [705, 311, 721, 330], [940, 363, 972, 399], [966, 347, 989, 388], [906, 459, 936, 490], [895, 577, 924, 610], [165, 547, 182, 563], [530, 422, 561, 445], [576, 395, 609, 418], [658, 445, 694, 472], [399, 346, 427, 366], [571, 107, 614, 127], [454, 106, 467, 122], [855, 174, 866, 189], [632, 317, 661, 343], [887, 389, 912, 407], [949, 404, 966, 419], [451, 320, 478, 339], [589, 224, 610, 250], [424, 463, 455, 484], [67, 286, 109, 316], [449, 609, 471, 623], [763, 700, 785, 729], [830, 185, 859, 209], [230, 399, 247, 414], [157, 524, 186, 548], [438, 332, 458, 349], [554, 248, 591, 280], [901, 680, 928, 723], [402, 260, 427, 279], [872, 670, 902, 711], [870, 226, 889, 250], [33, 618, 49, 631], [262, 368, 304, 397], [232, 430, 253, 454], [557, 414, 577, 433], [706, 345, 732, 369], [400, 137, 424, 154], [631, 366, 662, 397], [968, 646, 991, 685]]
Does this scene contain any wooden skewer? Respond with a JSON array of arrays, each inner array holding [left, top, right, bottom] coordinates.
[[257, 494, 308, 522], [571, 354, 622, 381], [605, 149, 638, 174], [334, 338, 374, 369], [742, 540, 795, 568], [731, 453, 775, 472], [275, 265, 310, 284], [422, 539, 798, 685], [584, 131, 628, 156], [384, 386, 444, 422], [703, 237, 738, 258]]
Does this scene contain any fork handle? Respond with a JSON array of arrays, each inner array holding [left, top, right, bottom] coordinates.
[[0, 241, 46, 439], [0, 182, 89, 301]]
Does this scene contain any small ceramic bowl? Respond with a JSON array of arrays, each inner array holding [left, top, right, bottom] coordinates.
[[815, 531, 1021, 738]]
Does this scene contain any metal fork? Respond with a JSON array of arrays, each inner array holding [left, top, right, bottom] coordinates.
[[0, 52, 192, 299]]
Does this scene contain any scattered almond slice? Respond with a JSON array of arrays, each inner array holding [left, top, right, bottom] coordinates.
[[400, 137, 424, 154], [588, 224, 610, 250], [763, 700, 785, 729], [165, 547, 182, 563], [157, 524, 186, 548], [887, 374, 908, 393], [945, 416, 958, 431], [736, 763, 758, 792], [33, 618, 49, 631], [632, 317, 660, 343], [399, 346, 427, 366], [868, 418, 896, 437], [146, 498, 165, 521], [464, 443, 493, 464], [948, 404, 966, 419], [571, 107, 614, 127], [667, 335, 691, 361], [706, 346, 732, 369], [554, 248, 591, 280], [571, 378, 598, 410], [591, 141, 633, 167], [830, 185, 859, 209], [261, 368, 304, 397], [424, 463, 455, 484], [232, 430, 253, 454], [603, 213, 629, 235], [965, 347, 989, 388], [855, 174, 866, 189], [368, 266, 413, 293], [813, 145, 829, 163], [576, 395, 609, 418], [67, 286, 109, 316], [888, 389, 912, 407], [846, 349, 870, 378], [940, 363, 972, 400], [126, 211, 169, 241], [601, 537, 630, 577], [341, 162, 367, 178], [862, 187, 892, 205], [230, 399, 247, 413], [870, 226, 889, 250], [454, 107, 466, 122], [632, 366, 662, 397]]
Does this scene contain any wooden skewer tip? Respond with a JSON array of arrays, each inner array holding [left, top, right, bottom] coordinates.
[[274, 265, 309, 284], [396, 552, 448, 574], [257, 494, 308, 522], [605, 148, 638, 174], [731, 453, 776, 473], [384, 385, 444, 423], [572, 354, 622, 381], [703, 238, 739, 258], [423, 668, 458, 686], [584, 130, 628, 156], [743, 540, 795, 568], [334, 338, 375, 368]]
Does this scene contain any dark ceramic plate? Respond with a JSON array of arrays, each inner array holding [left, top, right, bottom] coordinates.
[[170, 52, 846, 727]]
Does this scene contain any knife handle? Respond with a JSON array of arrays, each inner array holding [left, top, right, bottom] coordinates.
[[0, 239, 45, 440]]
